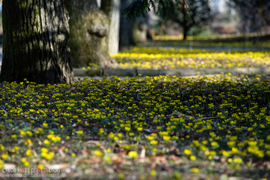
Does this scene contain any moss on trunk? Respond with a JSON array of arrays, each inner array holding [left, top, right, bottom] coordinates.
[[66, 0, 117, 68]]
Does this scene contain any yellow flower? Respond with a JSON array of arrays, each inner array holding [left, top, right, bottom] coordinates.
[[173, 171, 181, 179], [2, 153, 8, 159], [24, 161, 30, 167], [26, 149, 32, 156], [0, 144, 4, 150], [124, 145, 131, 150], [222, 150, 230, 157], [125, 127, 131, 131], [128, 151, 138, 158], [148, 136, 154, 140], [233, 157, 243, 164], [94, 150, 104, 157], [0, 160, 3, 169], [43, 121, 48, 127], [150, 140, 158, 145], [44, 139, 50, 145], [118, 173, 125, 179], [25, 139, 32, 145], [150, 170, 156, 176], [44, 151, 54, 160], [26, 131, 32, 136], [38, 164, 45, 170], [190, 155, 196, 161], [191, 167, 200, 173], [163, 136, 171, 141], [21, 157, 27, 163], [77, 130, 83, 135], [41, 147, 48, 153], [105, 157, 111, 163], [20, 130, 26, 136], [11, 134, 17, 138], [184, 149, 192, 155]]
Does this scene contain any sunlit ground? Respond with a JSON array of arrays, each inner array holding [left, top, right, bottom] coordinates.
[[0, 73, 270, 179], [109, 47, 270, 69]]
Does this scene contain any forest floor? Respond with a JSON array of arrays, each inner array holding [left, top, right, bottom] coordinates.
[[0, 46, 270, 180]]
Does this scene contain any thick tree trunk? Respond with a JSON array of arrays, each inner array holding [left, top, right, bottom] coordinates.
[[66, 0, 117, 68], [0, 0, 74, 84], [133, 17, 148, 44], [119, 0, 135, 51], [101, 0, 120, 55]]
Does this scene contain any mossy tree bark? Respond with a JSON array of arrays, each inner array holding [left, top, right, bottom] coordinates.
[[66, 0, 117, 68], [0, 0, 74, 84]]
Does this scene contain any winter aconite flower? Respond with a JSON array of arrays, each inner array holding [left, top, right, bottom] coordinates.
[[128, 151, 138, 158], [94, 150, 104, 157], [77, 130, 84, 135], [184, 149, 192, 156]]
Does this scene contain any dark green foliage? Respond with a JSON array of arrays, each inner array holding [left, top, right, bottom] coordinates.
[[122, 0, 212, 40], [122, 0, 176, 19]]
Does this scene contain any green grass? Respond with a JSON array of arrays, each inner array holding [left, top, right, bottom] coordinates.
[[0, 73, 270, 179]]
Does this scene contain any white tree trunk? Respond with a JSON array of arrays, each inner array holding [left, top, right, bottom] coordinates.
[[101, 0, 120, 55]]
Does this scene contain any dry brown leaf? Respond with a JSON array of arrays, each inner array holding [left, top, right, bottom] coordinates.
[[58, 146, 66, 158], [81, 146, 89, 157], [112, 155, 125, 164], [89, 156, 101, 164]]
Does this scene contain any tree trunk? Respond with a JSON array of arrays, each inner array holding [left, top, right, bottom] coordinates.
[[119, 0, 135, 51], [101, 0, 120, 55], [0, 0, 74, 84], [133, 17, 148, 44], [66, 0, 117, 68], [183, 27, 188, 40]]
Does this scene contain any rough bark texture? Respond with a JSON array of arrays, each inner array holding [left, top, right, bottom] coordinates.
[[0, 0, 74, 84], [133, 17, 148, 44], [66, 0, 117, 68], [101, 0, 120, 55], [119, 0, 135, 51]]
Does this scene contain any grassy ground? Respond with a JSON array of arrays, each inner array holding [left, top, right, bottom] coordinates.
[[0, 73, 270, 179], [147, 34, 270, 49]]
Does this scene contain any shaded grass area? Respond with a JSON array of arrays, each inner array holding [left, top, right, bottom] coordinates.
[[148, 34, 270, 49], [0, 74, 270, 179]]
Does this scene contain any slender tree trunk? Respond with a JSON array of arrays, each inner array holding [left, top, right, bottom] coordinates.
[[101, 0, 120, 55], [119, 0, 135, 51], [0, 0, 74, 84], [183, 27, 188, 40], [66, 0, 117, 68], [181, 0, 188, 40]]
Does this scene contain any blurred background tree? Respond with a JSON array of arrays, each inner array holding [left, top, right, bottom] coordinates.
[[228, 0, 270, 39], [162, 0, 212, 40], [123, 0, 212, 40]]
